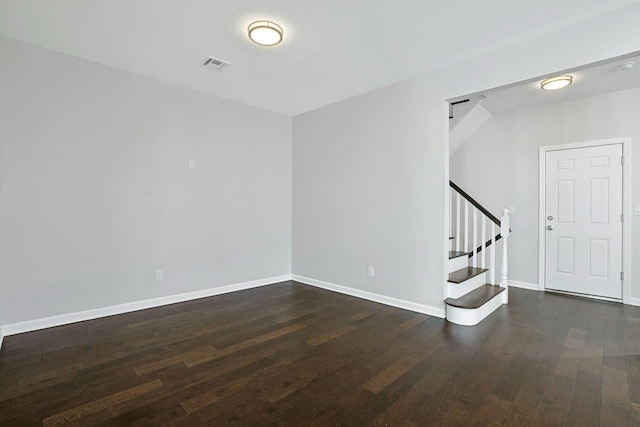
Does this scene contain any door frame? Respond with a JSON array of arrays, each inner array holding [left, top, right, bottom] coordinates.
[[538, 137, 632, 303]]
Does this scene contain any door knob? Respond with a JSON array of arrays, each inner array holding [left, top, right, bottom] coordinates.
[[547, 216, 553, 221], [547, 225, 554, 230]]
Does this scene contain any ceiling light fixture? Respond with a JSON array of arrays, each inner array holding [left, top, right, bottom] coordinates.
[[248, 21, 283, 46], [540, 75, 573, 91]]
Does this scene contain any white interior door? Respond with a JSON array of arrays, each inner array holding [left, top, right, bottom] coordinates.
[[545, 144, 623, 299]]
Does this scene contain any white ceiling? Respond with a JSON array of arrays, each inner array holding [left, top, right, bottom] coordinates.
[[1, 0, 639, 115], [480, 54, 640, 114]]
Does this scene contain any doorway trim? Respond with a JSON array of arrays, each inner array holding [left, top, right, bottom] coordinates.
[[538, 137, 632, 304]]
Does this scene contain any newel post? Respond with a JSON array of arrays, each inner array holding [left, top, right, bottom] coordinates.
[[500, 208, 510, 302]]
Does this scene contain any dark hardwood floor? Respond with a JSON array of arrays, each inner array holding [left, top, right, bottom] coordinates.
[[1, 281, 639, 426]]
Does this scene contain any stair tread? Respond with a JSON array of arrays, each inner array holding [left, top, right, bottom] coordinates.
[[449, 237, 455, 240], [448, 267, 488, 284], [445, 284, 505, 309], [448, 251, 469, 260]]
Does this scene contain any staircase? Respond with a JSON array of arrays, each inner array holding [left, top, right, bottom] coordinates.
[[446, 181, 511, 326]]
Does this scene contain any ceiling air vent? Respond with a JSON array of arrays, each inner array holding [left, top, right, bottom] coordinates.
[[202, 56, 230, 71]]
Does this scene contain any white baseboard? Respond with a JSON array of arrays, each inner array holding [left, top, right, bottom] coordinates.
[[627, 297, 640, 307], [292, 275, 445, 318], [510, 282, 640, 306], [0, 274, 292, 339], [509, 281, 540, 291], [0, 273, 446, 347]]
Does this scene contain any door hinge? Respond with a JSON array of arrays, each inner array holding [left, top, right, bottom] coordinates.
[[621, 156, 625, 165], [621, 271, 624, 281], [622, 213, 624, 223]]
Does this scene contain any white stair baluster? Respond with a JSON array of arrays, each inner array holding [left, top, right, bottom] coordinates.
[[500, 208, 510, 303], [481, 215, 486, 269], [450, 188, 454, 245], [464, 200, 469, 256], [472, 207, 478, 268], [456, 193, 461, 252], [490, 222, 496, 285]]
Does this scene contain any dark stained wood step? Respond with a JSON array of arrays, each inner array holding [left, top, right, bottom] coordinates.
[[449, 237, 454, 240], [448, 251, 469, 260], [447, 267, 487, 284], [445, 284, 505, 309]]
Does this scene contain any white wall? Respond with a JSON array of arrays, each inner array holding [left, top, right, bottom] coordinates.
[[0, 37, 292, 325], [2, 2, 640, 331], [450, 87, 640, 297], [292, 78, 447, 313]]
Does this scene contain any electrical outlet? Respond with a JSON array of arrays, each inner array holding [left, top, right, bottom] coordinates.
[[508, 205, 515, 214], [367, 266, 375, 277], [635, 204, 640, 215], [188, 159, 196, 169], [155, 270, 163, 282]]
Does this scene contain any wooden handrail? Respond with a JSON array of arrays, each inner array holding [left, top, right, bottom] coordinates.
[[449, 181, 501, 226], [468, 234, 503, 258], [449, 99, 470, 119]]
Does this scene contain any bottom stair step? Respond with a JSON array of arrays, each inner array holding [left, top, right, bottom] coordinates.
[[445, 284, 506, 326], [445, 284, 505, 309]]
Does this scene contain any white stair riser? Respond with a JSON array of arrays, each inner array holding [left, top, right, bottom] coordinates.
[[448, 255, 469, 273], [445, 290, 507, 326], [446, 272, 487, 299]]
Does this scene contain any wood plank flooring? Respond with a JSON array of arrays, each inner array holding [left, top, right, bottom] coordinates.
[[1, 281, 640, 426]]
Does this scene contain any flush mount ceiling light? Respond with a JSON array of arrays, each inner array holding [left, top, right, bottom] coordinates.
[[540, 75, 573, 91], [248, 20, 283, 46]]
